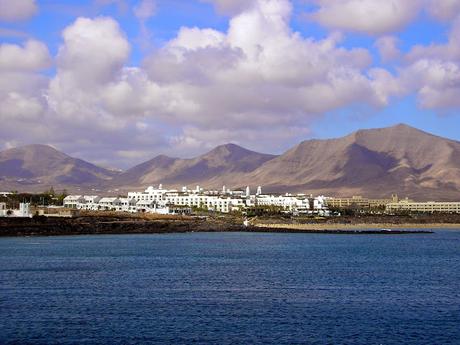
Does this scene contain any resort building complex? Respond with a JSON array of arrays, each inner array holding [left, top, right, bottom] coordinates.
[[63, 185, 330, 216], [2, 186, 459, 218], [325, 195, 399, 209], [386, 199, 460, 214]]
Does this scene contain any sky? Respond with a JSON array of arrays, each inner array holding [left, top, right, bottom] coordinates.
[[1, 0, 460, 169]]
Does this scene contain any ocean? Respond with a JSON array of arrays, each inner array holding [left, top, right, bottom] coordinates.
[[1, 231, 459, 344]]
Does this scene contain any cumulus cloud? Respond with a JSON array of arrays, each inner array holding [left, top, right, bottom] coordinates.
[[0, 39, 50, 137], [40, 16, 171, 166], [133, 0, 157, 51], [399, 17, 460, 109], [56, 17, 129, 84], [0, 0, 405, 166], [0, 92, 44, 119], [307, 0, 460, 35], [140, 0, 397, 152], [0, 0, 37, 22], [48, 16, 130, 122], [201, 0, 258, 15], [133, 0, 156, 20], [375, 36, 401, 62], [308, 0, 422, 35], [427, 0, 460, 21], [0, 40, 51, 71], [0, 17, 143, 167], [7, 0, 448, 167]]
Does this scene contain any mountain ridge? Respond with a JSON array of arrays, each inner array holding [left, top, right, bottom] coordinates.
[[0, 144, 119, 192], [1, 124, 460, 200]]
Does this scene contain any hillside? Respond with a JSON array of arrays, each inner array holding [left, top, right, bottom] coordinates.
[[1, 125, 460, 200], [0, 144, 118, 192], [112, 143, 277, 189], [245, 124, 460, 199]]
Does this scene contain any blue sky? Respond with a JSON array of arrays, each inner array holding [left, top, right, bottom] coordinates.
[[0, 0, 459, 167]]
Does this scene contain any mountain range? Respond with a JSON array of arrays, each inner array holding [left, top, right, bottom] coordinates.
[[1, 124, 460, 200]]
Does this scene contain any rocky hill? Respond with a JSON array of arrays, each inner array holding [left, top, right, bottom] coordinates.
[[0, 144, 118, 192], [1, 125, 460, 200]]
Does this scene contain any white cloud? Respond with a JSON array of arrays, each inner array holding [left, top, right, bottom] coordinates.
[[0, 92, 43, 119], [375, 36, 401, 62], [0, 0, 37, 22], [0, 40, 51, 71], [36, 16, 169, 167], [308, 0, 422, 35], [47, 17, 130, 123], [133, 0, 156, 20], [406, 17, 460, 62], [399, 17, 460, 109], [31, 0, 400, 162], [0, 39, 50, 129], [140, 0, 397, 151], [201, 0, 258, 15], [307, 0, 460, 35], [55, 17, 130, 85], [0, 0, 406, 166], [427, 0, 460, 21]]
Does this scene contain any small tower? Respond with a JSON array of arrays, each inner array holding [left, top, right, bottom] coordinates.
[[256, 186, 262, 195], [245, 186, 250, 197]]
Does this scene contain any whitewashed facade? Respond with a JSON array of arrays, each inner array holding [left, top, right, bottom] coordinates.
[[386, 200, 460, 214], [63, 185, 330, 215], [0, 202, 6, 217]]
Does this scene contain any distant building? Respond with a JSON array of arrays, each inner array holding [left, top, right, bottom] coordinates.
[[62, 185, 330, 216], [11, 203, 32, 218], [386, 200, 460, 214], [63, 195, 86, 208], [326, 195, 395, 209], [0, 202, 6, 217]]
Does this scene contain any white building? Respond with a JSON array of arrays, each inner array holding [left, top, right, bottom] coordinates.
[[63, 195, 86, 208], [128, 185, 169, 204], [98, 197, 121, 211], [0, 202, 6, 217], [13, 203, 31, 218], [386, 200, 460, 214], [61, 185, 330, 216], [118, 198, 138, 212], [253, 193, 328, 215]]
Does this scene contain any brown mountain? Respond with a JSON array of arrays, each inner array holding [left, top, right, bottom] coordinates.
[[113, 143, 277, 189], [243, 124, 460, 200], [0, 144, 118, 192], [1, 125, 460, 200], [113, 124, 460, 200]]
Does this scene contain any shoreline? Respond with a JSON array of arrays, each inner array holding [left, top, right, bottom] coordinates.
[[255, 223, 460, 231], [0, 216, 443, 237]]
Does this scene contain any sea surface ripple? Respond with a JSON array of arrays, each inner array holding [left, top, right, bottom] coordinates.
[[1, 231, 459, 344]]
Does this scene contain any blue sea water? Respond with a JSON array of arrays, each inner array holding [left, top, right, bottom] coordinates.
[[0, 231, 459, 345]]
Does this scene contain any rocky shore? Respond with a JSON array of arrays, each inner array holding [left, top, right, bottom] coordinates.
[[0, 214, 435, 237], [0, 216, 243, 237]]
